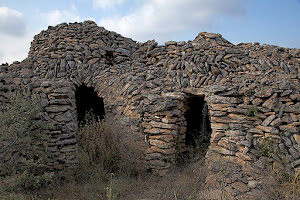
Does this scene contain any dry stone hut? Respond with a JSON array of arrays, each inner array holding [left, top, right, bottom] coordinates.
[[1, 21, 299, 181]]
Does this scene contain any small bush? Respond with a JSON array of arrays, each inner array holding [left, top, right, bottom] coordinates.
[[0, 90, 53, 192], [76, 113, 122, 181], [257, 137, 275, 158], [57, 112, 145, 199], [77, 112, 143, 179]]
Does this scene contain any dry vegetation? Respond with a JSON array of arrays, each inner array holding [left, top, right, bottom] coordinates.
[[0, 91, 299, 200]]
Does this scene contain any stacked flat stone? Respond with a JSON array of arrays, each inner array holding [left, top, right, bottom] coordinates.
[[0, 21, 299, 197]]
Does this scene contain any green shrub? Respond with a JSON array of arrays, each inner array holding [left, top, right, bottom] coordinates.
[[245, 107, 260, 117], [257, 137, 275, 158], [0, 90, 53, 191]]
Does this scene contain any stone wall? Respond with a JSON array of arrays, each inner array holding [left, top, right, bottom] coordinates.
[[0, 21, 299, 187]]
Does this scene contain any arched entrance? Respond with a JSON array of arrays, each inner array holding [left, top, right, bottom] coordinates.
[[75, 84, 105, 124]]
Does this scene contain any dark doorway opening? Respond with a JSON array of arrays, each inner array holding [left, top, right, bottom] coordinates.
[[184, 95, 212, 157], [75, 84, 105, 124]]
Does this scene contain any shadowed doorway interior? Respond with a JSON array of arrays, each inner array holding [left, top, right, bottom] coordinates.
[[75, 84, 105, 124], [184, 95, 212, 157]]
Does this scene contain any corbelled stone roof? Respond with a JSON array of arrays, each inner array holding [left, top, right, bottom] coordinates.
[[0, 21, 299, 197]]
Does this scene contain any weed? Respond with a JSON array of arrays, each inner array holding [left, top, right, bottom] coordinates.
[[185, 131, 211, 162], [291, 169, 300, 200], [245, 107, 260, 116], [254, 137, 299, 199], [105, 173, 118, 200], [257, 137, 275, 158]]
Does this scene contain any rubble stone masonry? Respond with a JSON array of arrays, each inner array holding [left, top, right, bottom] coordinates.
[[0, 21, 299, 194]]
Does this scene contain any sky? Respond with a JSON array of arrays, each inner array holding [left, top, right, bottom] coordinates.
[[0, 0, 300, 64]]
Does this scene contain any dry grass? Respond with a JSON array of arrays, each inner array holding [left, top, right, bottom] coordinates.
[[1, 113, 299, 199], [41, 115, 145, 200], [113, 158, 208, 200], [12, 154, 209, 200], [258, 166, 300, 200], [2, 154, 299, 200]]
